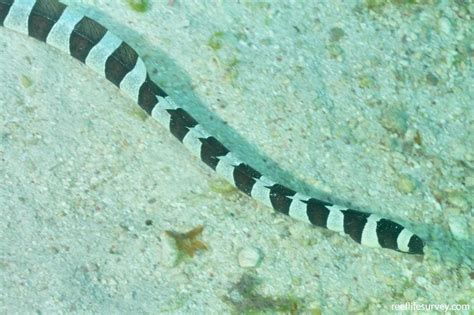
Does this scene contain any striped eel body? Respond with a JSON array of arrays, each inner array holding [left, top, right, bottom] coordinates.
[[0, 0, 425, 255]]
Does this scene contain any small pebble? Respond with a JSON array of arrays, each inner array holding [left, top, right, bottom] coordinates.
[[447, 191, 469, 210], [397, 174, 417, 194], [426, 72, 439, 86], [380, 108, 408, 136], [329, 27, 345, 42], [464, 175, 474, 188], [448, 215, 469, 241], [238, 247, 262, 268], [439, 17, 451, 34]]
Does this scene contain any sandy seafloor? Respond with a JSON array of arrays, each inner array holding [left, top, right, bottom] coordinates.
[[0, 0, 473, 314]]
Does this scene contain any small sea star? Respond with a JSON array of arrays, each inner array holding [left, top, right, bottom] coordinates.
[[165, 225, 208, 258]]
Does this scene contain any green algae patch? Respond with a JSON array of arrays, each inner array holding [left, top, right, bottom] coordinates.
[[20, 75, 33, 88], [208, 31, 225, 51], [127, 0, 149, 13], [224, 56, 240, 83], [209, 179, 239, 196], [129, 107, 149, 122], [223, 273, 301, 314], [363, 0, 436, 13]]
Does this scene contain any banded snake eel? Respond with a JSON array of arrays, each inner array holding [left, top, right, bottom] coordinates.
[[0, 0, 425, 255]]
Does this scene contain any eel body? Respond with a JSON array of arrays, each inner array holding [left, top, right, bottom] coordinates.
[[0, 0, 425, 254]]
